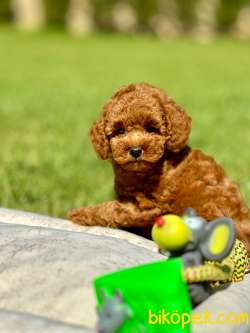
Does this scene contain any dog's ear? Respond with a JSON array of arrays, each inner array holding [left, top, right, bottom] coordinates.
[[90, 85, 137, 160], [164, 101, 192, 152], [90, 115, 110, 160]]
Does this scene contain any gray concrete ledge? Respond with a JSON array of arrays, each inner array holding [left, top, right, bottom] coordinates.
[[0, 309, 93, 333], [0, 208, 157, 252]]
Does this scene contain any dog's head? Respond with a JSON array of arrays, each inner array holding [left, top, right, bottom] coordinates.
[[90, 83, 192, 172]]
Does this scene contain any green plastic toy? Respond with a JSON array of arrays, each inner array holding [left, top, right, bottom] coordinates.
[[94, 258, 192, 333]]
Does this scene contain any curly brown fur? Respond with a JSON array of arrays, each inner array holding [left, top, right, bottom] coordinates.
[[68, 83, 250, 254]]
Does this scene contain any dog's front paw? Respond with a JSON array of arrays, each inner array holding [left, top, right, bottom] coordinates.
[[67, 207, 93, 226], [136, 207, 162, 226], [136, 193, 157, 210]]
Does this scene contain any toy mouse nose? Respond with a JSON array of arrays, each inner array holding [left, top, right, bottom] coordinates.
[[129, 146, 142, 159]]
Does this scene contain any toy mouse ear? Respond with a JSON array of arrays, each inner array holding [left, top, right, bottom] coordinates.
[[199, 217, 236, 261], [183, 208, 198, 218]]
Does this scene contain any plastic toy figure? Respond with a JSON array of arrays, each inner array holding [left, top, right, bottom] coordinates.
[[96, 289, 133, 333], [93, 209, 249, 332], [152, 208, 249, 304]]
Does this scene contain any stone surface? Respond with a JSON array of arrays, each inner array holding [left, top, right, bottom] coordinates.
[[0, 309, 92, 333], [0, 221, 162, 329], [193, 274, 250, 333], [0, 208, 157, 252]]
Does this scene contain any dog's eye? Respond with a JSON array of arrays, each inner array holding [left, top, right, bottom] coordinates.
[[115, 127, 125, 135], [146, 125, 159, 133]]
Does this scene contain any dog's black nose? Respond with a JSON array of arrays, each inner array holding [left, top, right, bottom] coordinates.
[[129, 146, 142, 159]]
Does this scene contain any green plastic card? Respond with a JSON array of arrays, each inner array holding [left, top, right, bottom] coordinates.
[[94, 258, 191, 333]]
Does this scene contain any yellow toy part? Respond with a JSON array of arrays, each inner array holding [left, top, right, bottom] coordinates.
[[209, 224, 230, 255], [200, 217, 236, 261], [152, 215, 192, 251], [183, 239, 249, 287]]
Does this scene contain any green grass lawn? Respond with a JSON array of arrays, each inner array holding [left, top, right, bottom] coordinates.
[[0, 26, 250, 218]]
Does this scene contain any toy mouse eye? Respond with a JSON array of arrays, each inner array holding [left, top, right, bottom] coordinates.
[[146, 125, 159, 133]]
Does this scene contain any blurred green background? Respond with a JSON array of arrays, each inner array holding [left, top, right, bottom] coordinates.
[[0, 0, 250, 218]]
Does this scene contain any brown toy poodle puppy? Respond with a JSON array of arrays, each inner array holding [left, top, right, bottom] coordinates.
[[68, 83, 250, 254]]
